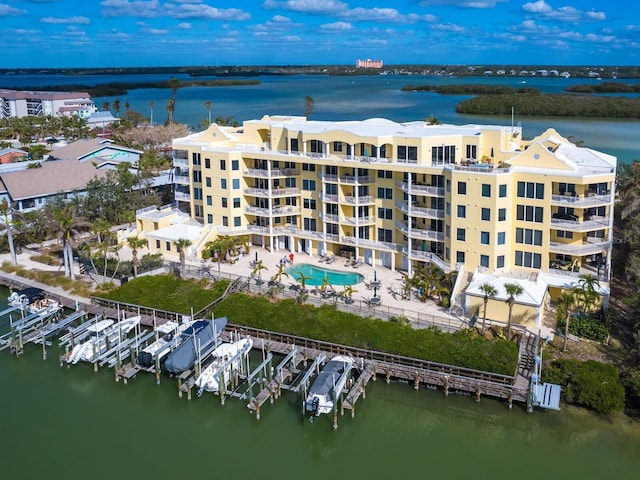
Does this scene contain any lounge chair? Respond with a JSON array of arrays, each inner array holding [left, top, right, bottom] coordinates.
[[352, 258, 363, 268], [325, 255, 336, 264], [345, 257, 355, 267]]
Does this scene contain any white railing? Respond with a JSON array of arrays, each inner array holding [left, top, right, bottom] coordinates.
[[245, 206, 301, 216], [319, 212, 339, 223], [174, 191, 191, 201], [396, 200, 444, 219], [321, 174, 339, 183], [172, 157, 188, 167], [319, 192, 338, 203], [342, 195, 374, 205], [550, 193, 612, 207], [339, 175, 374, 184], [343, 215, 375, 225], [404, 248, 450, 272], [173, 175, 190, 185], [550, 217, 610, 232], [395, 221, 444, 241], [397, 182, 444, 197], [548, 240, 611, 256], [243, 187, 301, 197]]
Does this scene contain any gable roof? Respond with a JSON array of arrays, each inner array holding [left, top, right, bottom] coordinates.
[[0, 161, 107, 201], [50, 138, 142, 163]]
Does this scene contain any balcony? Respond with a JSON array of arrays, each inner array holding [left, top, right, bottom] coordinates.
[[550, 217, 610, 232], [343, 215, 375, 225], [321, 174, 339, 183], [173, 174, 190, 186], [243, 168, 299, 178], [548, 238, 611, 256], [339, 175, 373, 185], [550, 192, 612, 208], [173, 157, 188, 167], [396, 200, 445, 219], [342, 195, 374, 205], [174, 191, 191, 201], [245, 205, 301, 217], [397, 181, 445, 197], [395, 221, 444, 242], [341, 236, 403, 252], [319, 212, 339, 223], [243, 187, 301, 198], [319, 192, 338, 203]]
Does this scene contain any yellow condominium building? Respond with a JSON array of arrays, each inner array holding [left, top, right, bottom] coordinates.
[[164, 115, 615, 322]]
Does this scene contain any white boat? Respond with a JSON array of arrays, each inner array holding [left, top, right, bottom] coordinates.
[[67, 315, 141, 364], [305, 355, 354, 418], [195, 338, 253, 395], [136, 320, 195, 369]]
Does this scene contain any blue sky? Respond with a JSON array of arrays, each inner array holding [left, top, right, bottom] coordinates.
[[0, 0, 638, 68]]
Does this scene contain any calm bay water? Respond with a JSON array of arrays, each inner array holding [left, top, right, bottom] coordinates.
[[3, 72, 640, 164], [1, 285, 639, 479]]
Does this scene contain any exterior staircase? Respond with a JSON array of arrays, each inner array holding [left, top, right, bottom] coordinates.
[[450, 270, 473, 316]]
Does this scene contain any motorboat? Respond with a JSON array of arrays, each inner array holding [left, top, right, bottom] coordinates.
[[136, 320, 195, 369], [7, 287, 60, 314], [163, 317, 227, 375], [305, 355, 354, 419], [195, 337, 253, 395], [67, 315, 141, 364]]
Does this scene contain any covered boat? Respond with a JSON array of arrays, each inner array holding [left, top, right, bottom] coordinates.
[[195, 337, 253, 394], [305, 355, 354, 418], [136, 320, 195, 369], [163, 317, 227, 375]]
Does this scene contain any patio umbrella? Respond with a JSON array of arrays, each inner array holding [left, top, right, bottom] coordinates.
[[374, 270, 377, 282]]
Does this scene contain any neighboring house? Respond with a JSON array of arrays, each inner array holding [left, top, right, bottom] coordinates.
[[0, 88, 96, 119], [0, 147, 28, 164], [0, 160, 107, 212], [141, 115, 617, 332], [49, 137, 141, 165], [86, 111, 121, 129]]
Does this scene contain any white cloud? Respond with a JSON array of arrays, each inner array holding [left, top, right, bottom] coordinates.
[[41, 16, 91, 25], [100, 0, 250, 21], [0, 4, 28, 16], [263, 0, 348, 15], [340, 8, 434, 24], [320, 21, 352, 31], [177, 22, 191, 29], [419, 0, 506, 7], [522, 1, 551, 14], [522, 1, 605, 23]]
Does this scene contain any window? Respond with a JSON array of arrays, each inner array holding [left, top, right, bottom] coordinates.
[[457, 205, 466, 218], [480, 255, 489, 267], [233, 197, 240, 208], [204, 158, 210, 169], [557, 230, 574, 239], [221, 197, 228, 208], [290, 138, 299, 152], [193, 188, 202, 200], [497, 255, 505, 268], [377, 170, 392, 179], [466, 144, 477, 160], [516, 181, 545, 199], [155, 239, 160, 249], [515, 251, 542, 268], [457, 181, 467, 195], [303, 179, 316, 191], [446, 202, 451, 216], [516, 205, 544, 223], [220, 159, 226, 170], [481, 208, 491, 221], [516, 228, 543, 245], [432, 145, 456, 164], [499, 184, 507, 198], [497, 232, 505, 245], [377, 187, 393, 199], [303, 198, 317, 210], [378, 208, 393, 220], [207, 214, 213, 224], [377, 228, 393, 243], [232, 179, 240, 189], [231, 159, 239, 171], [480, 231, 490, 245], [333, 141, 343, 152], [206, 195, 212, 206], [445, 225, 450, 238], [166, 241, 171, 251], [446, 179, 451, 192], [498, 208, 506, 221], [222, 216, 229, 227], [205, 177, 211, 188], [456, 251, 465, 263], [302, 163, 316, 171], [482, 184, 491, 197], [192, 170, 202, 183], [221, 178, 227, 189], [397, 145, 418, 163], [234, 216, 241, 227], [192, 152, 201, 166], [456, 228, 466, 241]]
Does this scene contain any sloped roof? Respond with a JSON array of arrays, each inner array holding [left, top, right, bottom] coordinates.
[[0, 161, 107, 200], [50, 138, 115, 161]]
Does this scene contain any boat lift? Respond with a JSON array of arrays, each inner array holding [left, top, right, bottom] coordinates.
[[0, 307, 61, 356]]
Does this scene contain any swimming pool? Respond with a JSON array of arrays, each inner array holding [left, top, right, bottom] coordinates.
[[286, 263, 363, 286]]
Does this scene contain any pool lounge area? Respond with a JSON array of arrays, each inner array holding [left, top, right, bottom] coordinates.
[[286, 263, 363, 286]]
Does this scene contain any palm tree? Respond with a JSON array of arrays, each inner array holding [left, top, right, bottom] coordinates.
[[304, 95, 314, 117], [166, 98, 176, 125], [319, 275, 334, 296], [251, 260, 268, 283], [169, 77, 180, 99], [127, 236, 148, 278], [203, 236, 234, 278], [558, 291, 576, 353], [270, 262, 289, 287], [174, 238, 192, 273], [149, 101, 154, 126], [479, 282, 497, 333], [204, 100, 212, 126], [0, 199, 19, 266], [504, 282, 523, 340], [340, 285, 357, 304], [296, 271, 312, 292], [575, 274, 601, 313], [91, 218, 112, 245], [49, 205, 91, 280], [113, 99, 121, 118]]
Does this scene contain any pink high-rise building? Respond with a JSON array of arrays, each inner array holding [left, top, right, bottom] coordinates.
[[355, 59, 383, 69]]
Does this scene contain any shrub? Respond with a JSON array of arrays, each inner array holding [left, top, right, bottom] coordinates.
[[569, 315, 609, 342], [622, 367, 640, 409], [30, 254, 61, 266], [543, 359, 625, 414]]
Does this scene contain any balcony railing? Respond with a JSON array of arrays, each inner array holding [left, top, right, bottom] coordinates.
[[396, 200, 445, 219], [341, 236, 403, 252], [343, 215, 375, 225], [245, 205, 301, 216], [402, 248, 450, 272], [548, 239, 611, 256], [243, 168, 300, 178], [173, 174, 190, 185], [321, 174, 339, 183], [550, 217, 610, 232], [550, 192, 612, 208], [339, 175, 373, 185], [174, 191, 191, 201], [243, 187, 301, 197], [319, 192, 338, 203], [319, 212, 339, 223], [173, 157, 188, 167], [395, 221, 444, 242], [342, 195, 374, 205], [397, 182, 445, 197]]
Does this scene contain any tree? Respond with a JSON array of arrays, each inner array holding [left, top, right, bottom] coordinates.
[[203, 236, 234, 278], [0, 199, 19, 266], [270, 262, 289, 287], [49, 204, 91, 280], [558, 291, 576, 353], [504, 282, 523, 340], [251, 260, 268, 283], [304, 95, 315, 118], [127, 236, 148, 278], [169, 77, 181, 98], [113, 99, 121, 118], [101, 101, 110, 112], [174, 238, 192, 273], [149, 101, 154, 126], [479, 282, 497, 333], [204, 100, 212, 126], [296, 271, 312, 291], [575, 274, 601, 314], [166, 98, 176, 125]]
